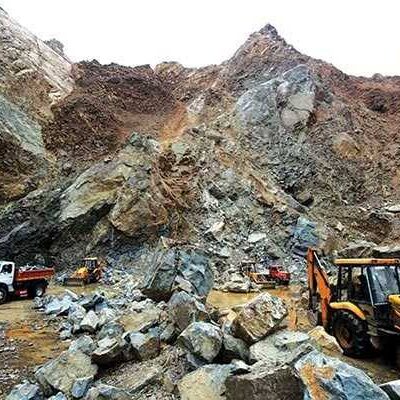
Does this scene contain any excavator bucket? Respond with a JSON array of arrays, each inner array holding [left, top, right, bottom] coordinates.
[[62, 266, 89, 286]]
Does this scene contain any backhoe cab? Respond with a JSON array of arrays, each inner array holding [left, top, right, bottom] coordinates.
[[307, 248, 400, 357]]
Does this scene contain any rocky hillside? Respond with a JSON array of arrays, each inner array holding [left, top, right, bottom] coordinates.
[[1, 11, 400, 278]]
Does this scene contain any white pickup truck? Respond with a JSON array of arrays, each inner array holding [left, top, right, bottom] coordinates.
[[0, 261, 54, 304]]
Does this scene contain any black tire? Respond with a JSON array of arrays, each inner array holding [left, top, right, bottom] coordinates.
[[332, 310, 371, 357], [0, 287, 7, 304], [29, 282, 46, 298]]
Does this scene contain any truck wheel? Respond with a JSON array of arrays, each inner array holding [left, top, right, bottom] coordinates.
[[332, 310, 371, 357], [0, 287, 7, 304], [30, 283, 46, 298]]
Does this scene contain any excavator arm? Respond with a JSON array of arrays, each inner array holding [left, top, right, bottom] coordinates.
[[307, 248, 332, 329]]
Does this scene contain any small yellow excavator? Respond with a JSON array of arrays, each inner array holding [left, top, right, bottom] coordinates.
[[307, 248, 400, 357], [63, 257, 104, 286]]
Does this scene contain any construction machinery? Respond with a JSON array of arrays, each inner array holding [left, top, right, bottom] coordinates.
[[307, 248, 400, 357], [0, 261, 54, 304], [62, 257, 103, 286], [241, 260, 290, 286]]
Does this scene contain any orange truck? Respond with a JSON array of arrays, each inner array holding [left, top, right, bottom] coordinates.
[[0, 261, 54, 304]]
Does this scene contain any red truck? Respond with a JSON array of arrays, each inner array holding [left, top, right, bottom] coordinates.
[[0, 261, 54, 304], [241, 261, 291, 286]]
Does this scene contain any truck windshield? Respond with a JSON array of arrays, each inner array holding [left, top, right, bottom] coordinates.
[[369, 266, 400, 304]]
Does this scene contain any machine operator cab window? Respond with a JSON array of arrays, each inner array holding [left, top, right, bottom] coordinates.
[[0, 263, 13, 274], [368, 266, 400, 304], [336, 261, 400, 313]]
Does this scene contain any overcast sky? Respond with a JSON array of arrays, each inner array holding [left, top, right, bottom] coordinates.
[[1, 0, 399, 77]]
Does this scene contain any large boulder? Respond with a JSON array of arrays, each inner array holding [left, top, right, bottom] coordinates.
[[249, 330, 310, 365], [178, 322, 223, 363], [6, 383, 43, 400], [92, 336, 129, 366], [178, 364, 234, 400], [232, 293, 287, 344], [225, 364, 304, 400], [142, 248, 178, 301], [168, 291, 209, 333], [35, 350, 98, 396], [295, 350, 390, 400], [142, 247, 213, 301]]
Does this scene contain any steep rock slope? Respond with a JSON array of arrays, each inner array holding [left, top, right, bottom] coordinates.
[[0, 7, 74, 202], [0, 14, 399, 274]]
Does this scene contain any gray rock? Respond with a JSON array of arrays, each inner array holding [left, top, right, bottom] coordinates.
[[178, 322, 223, 362], [225, 364, 304, 400], [291, 216, 319, 257], [178, 364, 234, 400], [142, 248, 178, 301], [249, 330, 310, 365], [232, 293, 287, 344], [220, 273, 251, 293], [45, 296, 74, 316], [84, 384, 130, 400], [380, 380, 400, 399], [160, 323, 177, 344], [68, 304, 87, 331], [71, 376, 94, 399], [295, 350, 390, 399], [179, 249, 214, 298], [91, 337, 128, 366], [128, 329, 160, 361], [168, 291, 209, 333], [48, 394, 67, 400], [142, 247, 213, 301], [78, 293, 106, 310], [97, 321, 125, 340], [129, 365, 161, 394], [222, 333, 249, 362], [248, 232, 266, 243], [6, 382, 43, 400], [35, 350, 98, 396], [97, 308, 117, 328], [69, 336, 96, 356], [80, 311, 100, 333], [384, 205, 400, 213]]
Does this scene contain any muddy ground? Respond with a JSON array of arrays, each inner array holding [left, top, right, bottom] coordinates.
[[0, 285, 398, 398]]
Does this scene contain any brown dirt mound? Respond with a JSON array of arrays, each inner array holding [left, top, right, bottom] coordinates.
[[43, 61, 181, 160]]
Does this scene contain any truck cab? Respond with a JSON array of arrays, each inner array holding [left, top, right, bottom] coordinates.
[[0, 261, 16, 297]]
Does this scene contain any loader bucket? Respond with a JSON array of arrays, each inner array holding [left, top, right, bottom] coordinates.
[[62, 277, 86, 286]]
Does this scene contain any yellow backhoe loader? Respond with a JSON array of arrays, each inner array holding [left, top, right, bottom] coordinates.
[[307, 248, 400, 357], [63, 257, 104, 286]]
